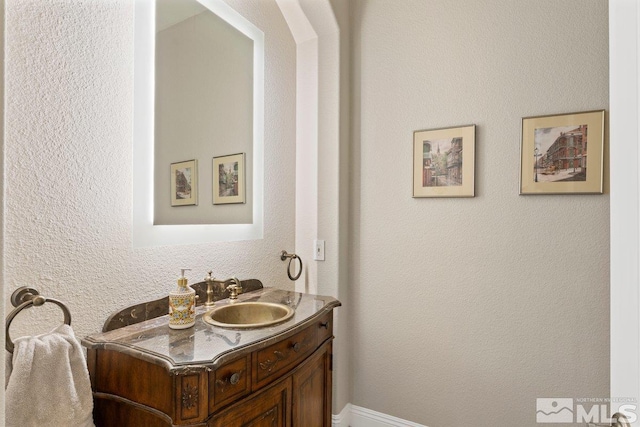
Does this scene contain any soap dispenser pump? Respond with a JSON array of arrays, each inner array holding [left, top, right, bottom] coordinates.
[[169, 268, 196, 329]]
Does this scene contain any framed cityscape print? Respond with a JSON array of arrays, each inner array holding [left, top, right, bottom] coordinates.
[[213, 153, 246, 205], [413, 124, 476, 198], [170, 159, 198, 206], [520, 110, 605, 195]]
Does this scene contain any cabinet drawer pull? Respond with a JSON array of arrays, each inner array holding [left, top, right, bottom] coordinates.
[[216, 370, 243, 393], [292, 334, 313, 353], [230, 372, 240, 385], [320, 322, 329, 329]]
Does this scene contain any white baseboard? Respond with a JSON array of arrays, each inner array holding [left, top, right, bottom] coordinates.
[[332, 403, 352, 427], [333, 403, 427, 427]]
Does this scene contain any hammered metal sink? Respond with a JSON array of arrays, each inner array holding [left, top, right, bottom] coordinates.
[[203, 302, 294, 329]]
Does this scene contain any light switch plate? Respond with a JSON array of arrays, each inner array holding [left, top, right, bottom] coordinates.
[[314, 239, 325, 261]]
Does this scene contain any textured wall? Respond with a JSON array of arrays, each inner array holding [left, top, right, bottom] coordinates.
[[0, 0, 5, 420], [4, 0, 296, 347], [349, 0, 609, 425]]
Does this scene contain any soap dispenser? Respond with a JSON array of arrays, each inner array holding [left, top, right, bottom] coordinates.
[[169, 268, 196, 329]]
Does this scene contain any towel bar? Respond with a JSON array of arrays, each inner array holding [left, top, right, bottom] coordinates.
[[280, 250, 303, 281], [5, 287, 72, 353]]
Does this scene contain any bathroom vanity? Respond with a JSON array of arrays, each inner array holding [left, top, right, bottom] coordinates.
[[82, 287, 340, 427]]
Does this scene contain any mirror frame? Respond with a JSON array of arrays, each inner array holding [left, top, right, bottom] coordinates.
[[133, 0, 264, 247]]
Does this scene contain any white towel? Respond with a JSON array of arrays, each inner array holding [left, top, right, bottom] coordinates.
[[5, 324, 95, 427]]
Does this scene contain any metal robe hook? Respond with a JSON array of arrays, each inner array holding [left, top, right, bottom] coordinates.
[[280, 250, 303, 281]]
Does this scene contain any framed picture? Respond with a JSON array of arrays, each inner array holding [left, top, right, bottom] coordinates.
[[213, 153, 246, 205], [413, 124, 476, 198], [170, 159, 198, 206], [520, 110, 605, 195]]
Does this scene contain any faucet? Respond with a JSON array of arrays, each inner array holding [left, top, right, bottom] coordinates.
[[226, 278, 242, 302], [203, 272, 243, 307]]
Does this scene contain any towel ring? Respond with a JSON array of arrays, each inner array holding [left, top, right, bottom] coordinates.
[[5, 287, 72, 353], [280, 250, 303, 281]]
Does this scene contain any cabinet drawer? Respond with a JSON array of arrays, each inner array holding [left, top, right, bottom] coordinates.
[[210, 354, 250, 410], [253, 324, 317, 389], [316, 312, 333, 346]]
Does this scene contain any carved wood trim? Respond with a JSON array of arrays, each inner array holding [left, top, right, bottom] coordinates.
[[259, 350, 285, 372], [182, 383, 198, 409], [179, 374, 202, 421]]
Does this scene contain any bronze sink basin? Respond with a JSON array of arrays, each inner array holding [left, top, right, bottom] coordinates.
[[203, 302, 295, 329]]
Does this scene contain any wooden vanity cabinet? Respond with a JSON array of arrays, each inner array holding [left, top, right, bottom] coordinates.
[[208, 341, 332, 427], [87, 308, 336, 427]]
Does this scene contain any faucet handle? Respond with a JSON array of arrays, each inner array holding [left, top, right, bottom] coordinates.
[[226, 285, 241, 300], [204, 271, 214, 282], [226, 278, 243, 301]]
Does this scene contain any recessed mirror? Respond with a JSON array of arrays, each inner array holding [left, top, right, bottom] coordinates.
[[133, 0, 264, 246], [155, 0, 253, 225]]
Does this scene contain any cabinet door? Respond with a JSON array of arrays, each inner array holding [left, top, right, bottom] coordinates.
[[292, 342, 332, 427], [209, 377, 291, 427]]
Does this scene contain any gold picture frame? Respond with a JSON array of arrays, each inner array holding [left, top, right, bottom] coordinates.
[[170, 159, 198, 206], [413, 124, 476, 198], [520, 110, 605, 195], [213, 153, 246, 205]]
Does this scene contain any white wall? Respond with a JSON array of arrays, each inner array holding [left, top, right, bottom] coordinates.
[[349, 0, 609, 425], [4, 0, 296, 348], [610, 0, 640, 423], [326, 0, 352, 413]]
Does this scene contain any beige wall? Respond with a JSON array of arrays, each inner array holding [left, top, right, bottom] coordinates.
[[4, 0, 296, 345], [349, 0, 609, 425]]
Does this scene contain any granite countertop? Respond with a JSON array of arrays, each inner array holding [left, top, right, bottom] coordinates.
[[82, 287, 340, 374]]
